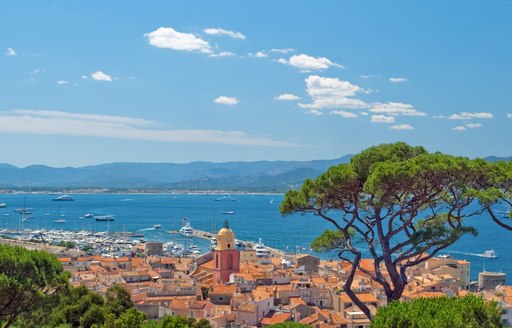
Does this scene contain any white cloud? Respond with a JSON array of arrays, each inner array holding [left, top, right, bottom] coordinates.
[[506, 113, 512, 119], [390, 124, 414, 130], [361, 112, 369, 116], [370, 102, 426, 116], [56, 80, 69, 85], [330, 110, 358, 118], [249, 51, 268, 58], [278, 54, 343, 71], [389, 77, 407, 83], [203, 28, 245, 40], [465, 123, 482, 128], [453, 126, 466, 131], [81, 75, 88, 79], [270, 48, 295, 54], [307, 110, 323, 116], [448, 112, 493, 120], [91, 71, 113, 82], [432, 114, 446, 119], [371, 115, 395, 123], [298, 75, 368, 110], [214, 96, 239, 106], [208, 51, 235, 57], [275, 93, 300, 101], [6, 48, 16, 56], [0, 110, 296, 147], [145, 27, 212, 53]]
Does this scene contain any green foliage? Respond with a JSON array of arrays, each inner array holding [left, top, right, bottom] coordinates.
[[310, 229, 354, 252], [370, 295, 504, 328], [0, 244, 70, 327], [140, 315, 211, 328]]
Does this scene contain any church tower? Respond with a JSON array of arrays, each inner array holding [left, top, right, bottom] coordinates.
[[213, 220, 240, 283]]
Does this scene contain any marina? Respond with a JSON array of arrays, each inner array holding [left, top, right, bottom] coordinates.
[[0, 193, 508, 280]]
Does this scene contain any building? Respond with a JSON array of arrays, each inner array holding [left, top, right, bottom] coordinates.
[[213, 220, 240, 283]]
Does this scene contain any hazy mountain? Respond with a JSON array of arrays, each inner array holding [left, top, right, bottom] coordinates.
[[0, 155, 354, 191], [0, 154, 508, 192]]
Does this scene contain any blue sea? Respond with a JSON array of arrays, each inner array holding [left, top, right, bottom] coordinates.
[[0, 193, 509, 281]]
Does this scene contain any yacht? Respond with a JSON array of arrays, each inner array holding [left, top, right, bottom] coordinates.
[[15, 208, 33, 215], [154, 224, 162, 229], [84, 213, 94, 219], [54, 219, 66, 223], [53, 194, 75, 201], [482, 249, 498, 258], [96, 215, 114, 222], [253, 238, 270, 257], [0, 203, 7, 208], [179, 220, 194, 237], [222, 210, 236, 215]]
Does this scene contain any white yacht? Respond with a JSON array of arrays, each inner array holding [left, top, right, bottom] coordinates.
[[53, 194, 75, 201], [154, 224, 162, 229], [253, 237, 270, 257], [179, 219, 194, 237]]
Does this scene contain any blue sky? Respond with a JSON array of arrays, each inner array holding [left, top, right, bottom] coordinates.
[[1, 1, 511, 167]]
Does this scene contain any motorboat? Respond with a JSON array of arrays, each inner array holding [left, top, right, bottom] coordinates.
[[53, 194, 75, 201], [54, 219, 66, 223], [84, 213, 94, 219], [222, 210, 236, 215], [0, 203, 7, 208], [154, 224, 162, 229], [482, 249, 498, 258], [96, 215, 114, 222], [15, 208, 33, 215], [253, 238, 270, 257]]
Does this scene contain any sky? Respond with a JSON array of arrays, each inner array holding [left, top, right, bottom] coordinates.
[[1, 1, 511, 168]]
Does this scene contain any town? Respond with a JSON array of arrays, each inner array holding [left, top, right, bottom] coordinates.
[[3, 219, 509, 328]]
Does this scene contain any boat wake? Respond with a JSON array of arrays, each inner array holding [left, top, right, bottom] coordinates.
[[448, 250, 498, 259], [136, 227, 156, 231]]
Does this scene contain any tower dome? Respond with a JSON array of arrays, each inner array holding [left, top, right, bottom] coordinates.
[[217, 220, 235, 251]]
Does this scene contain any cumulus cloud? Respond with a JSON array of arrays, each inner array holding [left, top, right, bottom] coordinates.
[[307, 109, 323, 116], [6, 48, 16, 56], [208, 51, 235, 57], [389, 77, 407, 83], [249, 51, 268, 58], [370, 102, 426, 116], [448, 112, 493, 120], [91, 71, 113, 82], [145, 27, 212, 53], [278, 54, 343, 71], [371, 115, 395, 123], [203, 28, 245, 40], [453, 126, 466, 131], [275, 93, 300, 101], [0, 110, 296, 147], [330, 110, 358, 118], [214, 96, 239, 105], [56, 80, 69, 85], [390, 124, 414, 130], [81, 75, 88, 79], [465, 123, 482, 128], [298, 75, 368, 110], [507, 113, 512, 119], [432, 114, 446, 119]]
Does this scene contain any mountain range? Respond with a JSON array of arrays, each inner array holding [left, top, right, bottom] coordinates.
[[0, 155, 509, 192]]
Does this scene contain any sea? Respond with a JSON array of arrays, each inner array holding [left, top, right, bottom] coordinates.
[[0, 193, 509, 281]]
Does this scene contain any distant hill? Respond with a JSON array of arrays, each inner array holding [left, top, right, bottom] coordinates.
[[0, 155, 354, 192], [0, 154, 508, 192]]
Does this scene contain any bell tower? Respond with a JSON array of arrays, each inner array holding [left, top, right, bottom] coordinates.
[[213, 220, 240, 283]]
